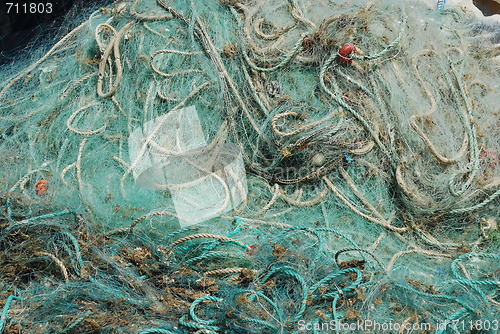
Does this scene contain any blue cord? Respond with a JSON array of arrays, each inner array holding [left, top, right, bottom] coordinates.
[[0, 295, 23, 332]]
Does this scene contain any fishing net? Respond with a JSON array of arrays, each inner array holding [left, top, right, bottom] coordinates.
[[0, 0, 499, 333]]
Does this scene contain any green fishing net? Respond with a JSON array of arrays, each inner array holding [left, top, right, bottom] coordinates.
[[0, 0, 499, 332]]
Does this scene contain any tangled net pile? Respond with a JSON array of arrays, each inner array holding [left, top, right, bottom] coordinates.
[[0, 0, 499, 332]]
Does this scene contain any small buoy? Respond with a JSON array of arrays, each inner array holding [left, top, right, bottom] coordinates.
[[311, 153, 325, 166], [35, 180, 48, 196], [337, 44, 357, 63]]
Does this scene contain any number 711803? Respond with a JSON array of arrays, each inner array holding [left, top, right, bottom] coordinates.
[[6, 3, 53, 14]]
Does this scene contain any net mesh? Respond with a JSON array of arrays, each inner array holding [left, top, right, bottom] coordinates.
[[0, 0, 499, 333]]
